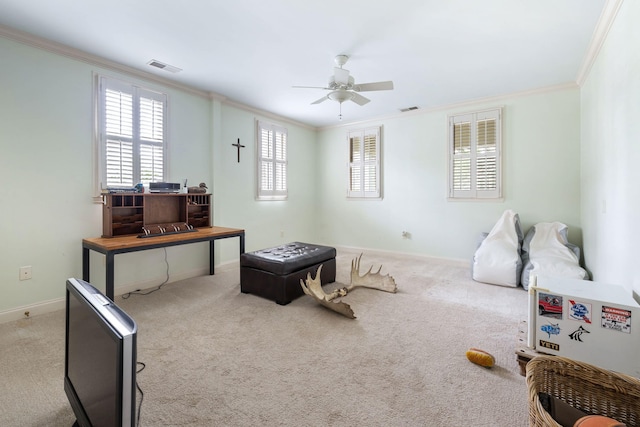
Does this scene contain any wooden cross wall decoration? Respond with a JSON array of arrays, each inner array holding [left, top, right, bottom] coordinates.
[[232, 138, 245, 163]]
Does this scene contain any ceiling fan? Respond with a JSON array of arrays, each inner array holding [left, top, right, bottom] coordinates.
[[293, 55, 394, 120]]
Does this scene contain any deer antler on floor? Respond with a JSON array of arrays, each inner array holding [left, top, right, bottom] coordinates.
[[347, 253, 397, 294], [300, 265, 355, 318], [300, 254, 397, 319]]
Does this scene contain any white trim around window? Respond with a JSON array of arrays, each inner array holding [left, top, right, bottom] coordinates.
[[447, 108, 502, 200], [256, 120, 288, 201], [95, 74, 168, 194], [347, 126, 382, 199]]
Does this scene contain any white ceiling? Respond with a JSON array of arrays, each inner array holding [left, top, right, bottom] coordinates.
[[0, 0, 606, 128]]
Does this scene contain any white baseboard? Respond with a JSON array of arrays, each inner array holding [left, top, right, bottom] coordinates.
[[0, 298, 67, 324], [331, 244, 469, 266], [109, 267, 211, 296]]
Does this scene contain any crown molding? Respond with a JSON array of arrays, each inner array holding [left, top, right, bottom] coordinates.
[[576, 0, 624, 86], [221, 98, 316, 131]]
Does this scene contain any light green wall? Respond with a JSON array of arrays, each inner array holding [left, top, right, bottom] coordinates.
[[316, 89, 583, 260], [580, 0, 640, 293]]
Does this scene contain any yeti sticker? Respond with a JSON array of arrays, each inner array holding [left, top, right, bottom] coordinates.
[[601, 306, 632, 333], [539, 340, 560, 351], [569, 300, 592, 324]]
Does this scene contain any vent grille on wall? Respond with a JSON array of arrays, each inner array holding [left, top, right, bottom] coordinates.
[[147, 60, 182, 73], [400, 106, 419, 112]]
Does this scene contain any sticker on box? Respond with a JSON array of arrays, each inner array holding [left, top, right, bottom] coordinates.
[[569, 300, 592, 323], [538, 293, 563, 319], [540, 322, 561, 338], [601, 306, 632, 333], [539, 340, 560, 351], [568, 326, 590, 342]]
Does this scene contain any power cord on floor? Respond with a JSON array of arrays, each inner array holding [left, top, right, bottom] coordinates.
[[122, 248, 170, 299], [136, 361, 146, 427]]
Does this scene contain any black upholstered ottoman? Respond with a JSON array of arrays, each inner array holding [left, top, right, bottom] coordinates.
[[240, 242, 336, 305]]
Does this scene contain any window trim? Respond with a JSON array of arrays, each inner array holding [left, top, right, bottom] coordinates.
[[256, 120, 288, 201], [447, 107, 502, 200], [347, 126, 383, 200], [94, 74, 168, 196]]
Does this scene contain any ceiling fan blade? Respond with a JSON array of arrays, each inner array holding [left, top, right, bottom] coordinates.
[[350, 92, 370, 106], [354, 81, 394, 92], [334, 67, 350, 85], [311, 95, 329, 105], [293, 85, 331, 90]]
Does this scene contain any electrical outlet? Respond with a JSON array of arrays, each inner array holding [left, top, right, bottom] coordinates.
[[19, 266, 32, 281]]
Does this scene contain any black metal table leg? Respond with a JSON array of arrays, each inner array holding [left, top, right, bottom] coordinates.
[[209, 240, 215, 275], [105, 253, 115, 300], [82, 246, 90, 282]]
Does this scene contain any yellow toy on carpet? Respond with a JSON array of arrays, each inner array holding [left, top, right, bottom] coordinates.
[[465, 348, 495, 368]]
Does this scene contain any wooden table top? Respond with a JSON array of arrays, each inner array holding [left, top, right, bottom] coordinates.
[[83, 226, 244, 252]]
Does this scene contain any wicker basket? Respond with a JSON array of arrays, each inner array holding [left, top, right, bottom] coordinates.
[[526, 355, 640, 427]]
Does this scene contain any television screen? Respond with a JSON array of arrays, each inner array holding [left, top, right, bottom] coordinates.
[[64, 278, 137, 427]]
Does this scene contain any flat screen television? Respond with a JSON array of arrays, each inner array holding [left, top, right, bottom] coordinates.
[[64, 278, 137, 427]]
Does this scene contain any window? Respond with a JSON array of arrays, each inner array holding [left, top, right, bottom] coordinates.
[[448, 108, 502, 199], [347, 126, 382, 199], [97, 75, 167, 190], [256, 120, 287, 200]]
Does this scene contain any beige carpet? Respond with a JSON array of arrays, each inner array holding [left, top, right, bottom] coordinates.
[[0, 248, 529, 426]]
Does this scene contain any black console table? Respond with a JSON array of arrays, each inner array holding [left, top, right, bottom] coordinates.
[[82, 226, 245, 299]]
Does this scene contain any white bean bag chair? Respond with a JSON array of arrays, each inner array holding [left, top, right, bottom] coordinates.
[[472, 210, 523, 287], [520, 222, 588, 290]]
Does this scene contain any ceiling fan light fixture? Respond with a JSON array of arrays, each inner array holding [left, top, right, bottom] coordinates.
[[327, 90, 354, 104]]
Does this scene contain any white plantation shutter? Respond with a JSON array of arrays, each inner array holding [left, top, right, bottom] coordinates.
[[98, 76, 167, 188], [348, 126, 381, 198], [139, 96, 165, 183], [476, 115, 497, 190], [257, 120, 287, 200], [449, 109, 501, 199], [349, 133, 362, 192], [452, 119, 471, 192], [274, 129, 287, 192], [105, 88, 134, 186]]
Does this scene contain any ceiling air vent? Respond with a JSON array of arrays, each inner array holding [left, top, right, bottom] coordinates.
[[400, 106, 419, 113], [147, 60, 182, 73]]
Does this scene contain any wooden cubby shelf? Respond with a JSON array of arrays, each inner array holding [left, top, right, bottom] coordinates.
[[102, 193, 212, 237]]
